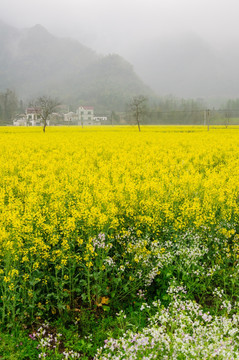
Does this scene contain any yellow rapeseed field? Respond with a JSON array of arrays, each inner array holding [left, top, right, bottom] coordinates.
[[0, 125, 238, 323]]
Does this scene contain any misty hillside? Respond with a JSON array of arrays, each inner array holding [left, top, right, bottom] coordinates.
[[0, 21, 153, 111], [128, 33, 239, 99]]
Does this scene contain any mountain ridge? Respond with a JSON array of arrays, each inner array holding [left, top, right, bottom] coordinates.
[[0, 21, 153, 111]]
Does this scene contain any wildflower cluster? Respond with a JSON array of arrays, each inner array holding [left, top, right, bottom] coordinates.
[[95, 294, 239, 359], [29, 323, 81, 359]]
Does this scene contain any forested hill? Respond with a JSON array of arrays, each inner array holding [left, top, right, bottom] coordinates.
[[0, 20, 153, 111]]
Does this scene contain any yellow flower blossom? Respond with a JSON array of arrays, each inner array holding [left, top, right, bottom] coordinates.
[[0, 126, 238, 321]]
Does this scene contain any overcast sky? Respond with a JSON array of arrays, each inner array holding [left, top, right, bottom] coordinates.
[[1, 0, 238, 55]]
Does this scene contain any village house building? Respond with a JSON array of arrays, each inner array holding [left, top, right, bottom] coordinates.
[[93, 116, 108, 124], [13, 115, 28, 126], [77, 106, 94, 126], [26, 107, 43, 126], [64, 112, 79, 125], [13, 105, 107, 127]]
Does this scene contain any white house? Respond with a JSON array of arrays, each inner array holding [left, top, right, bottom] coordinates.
[[77, 106, 94, 126], [13, 115, 28, 126], [13, 106, 106, 127], [26, 107, 42, 126], [93, 116, 108, 124], [64, 112, 79, 124]]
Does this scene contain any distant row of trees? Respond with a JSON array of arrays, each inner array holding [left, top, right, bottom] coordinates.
[[139, 96, 206, 125], [126, 95, 206, 129], [0, 89, 21, 125], [127, 95, 239, 130], [2, 89, 239, 131]]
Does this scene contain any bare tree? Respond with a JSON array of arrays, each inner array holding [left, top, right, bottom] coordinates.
[[224, 109, 232, 128], [35, 96, 60, 132], [129, 95, 147, 132], [204, 109, 210, 131]]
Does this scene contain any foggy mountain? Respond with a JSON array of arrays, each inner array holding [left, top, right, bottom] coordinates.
[[2, 18, 239, 111], [0, 20, 153, 111], [126, 33, 239, 99]]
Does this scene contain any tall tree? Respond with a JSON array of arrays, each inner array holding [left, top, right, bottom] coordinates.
[[128, 95, 147, 132], [35, 96, 60, 132], [0, 89, 18, 124]]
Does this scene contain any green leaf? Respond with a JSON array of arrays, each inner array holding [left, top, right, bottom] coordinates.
[[102, 305, 110, 312]]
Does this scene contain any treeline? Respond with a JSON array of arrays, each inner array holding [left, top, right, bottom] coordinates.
[[145, 96, 206, 125], [220, 98, 239, 118], [2, 89, 239, 126], [0, 89, 23, 125], [123, 96, 207, 125], [127, 96, 239, 125]]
